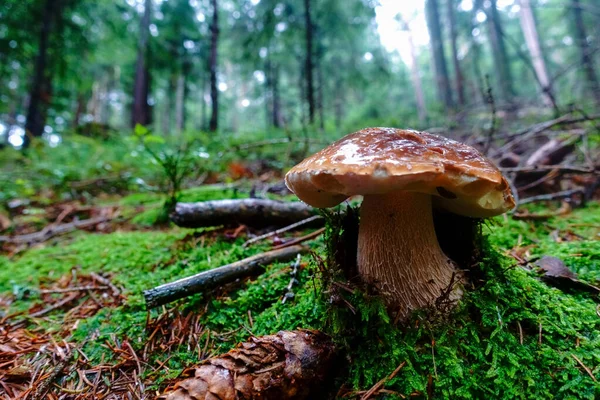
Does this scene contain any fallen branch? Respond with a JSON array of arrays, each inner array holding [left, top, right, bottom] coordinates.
[[31, 353, 74, 400], [0, 217, 108, 245], [242, 215, 323, 248], [360, 361, 407, 400], [170, 199, 316, 228], [144, 245, 308, 308]]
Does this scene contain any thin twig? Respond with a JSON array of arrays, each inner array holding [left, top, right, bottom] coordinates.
[[360, 361, 407, 400], [572, 354, 597, 382], [271, 227, 325, 250], [242, 215, 323, 248], [519, 188, 585, 204], [31, 353, 75, 400], [500, 165, 597, 174], [90, 272, 121, 296], [39, 285, 109, 294], [29, 293, 79, 318]]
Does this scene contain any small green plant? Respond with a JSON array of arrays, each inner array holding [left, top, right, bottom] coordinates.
[[134, 124, 199, 224]]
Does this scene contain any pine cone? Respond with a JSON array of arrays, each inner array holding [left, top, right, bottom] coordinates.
[[160, 329, 336, 400]]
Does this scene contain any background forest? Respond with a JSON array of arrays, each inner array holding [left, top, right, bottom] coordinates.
[[1, 0, 599, 146], [1, 0, 600, 399]]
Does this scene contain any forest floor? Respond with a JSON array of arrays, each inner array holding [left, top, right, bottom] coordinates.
[[1, 122, 599, 399]]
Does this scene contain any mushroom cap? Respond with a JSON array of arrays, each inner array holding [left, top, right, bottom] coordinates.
[[285, 127, 515, 217]]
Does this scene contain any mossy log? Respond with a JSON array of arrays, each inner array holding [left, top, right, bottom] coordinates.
[[170, 199, 317, 228], [144, 245, 307, 308], [159, 330, 336, 400]]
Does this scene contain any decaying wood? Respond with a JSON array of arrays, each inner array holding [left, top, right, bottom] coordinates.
[[170, 199, 316, 228], [144, 245, 307, 308], [159, 329, 336, 400]]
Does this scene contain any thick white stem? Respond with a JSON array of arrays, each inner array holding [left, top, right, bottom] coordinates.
[[357, 191, 458, 319]]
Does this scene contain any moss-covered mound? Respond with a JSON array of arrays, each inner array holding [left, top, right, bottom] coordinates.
[[1, 203, 598, 398]]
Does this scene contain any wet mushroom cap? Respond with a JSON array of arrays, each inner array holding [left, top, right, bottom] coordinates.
[[285, 127, 515, 217]]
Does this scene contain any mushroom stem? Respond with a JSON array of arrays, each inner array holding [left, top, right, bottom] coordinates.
[[358, 191, 459, 319]]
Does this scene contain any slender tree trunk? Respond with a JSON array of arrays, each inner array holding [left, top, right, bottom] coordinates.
[[518, 0, 554, 107], [571, 0, 600, 106], [209, 0, 219, 132], [486, 0, 515, 103], [425, 0, 453, 109], [72, 94, 84, 129], [175, 73, 185, 133], [402, 20, 427, 123], [25, 0, 59, 145], [272, 64, 283, 128], [200, 70, 207, 131], [447, 0, 465, 106], [303, 0, 315, 124], [334, 78, 343, 128], [132, 0, 152, 127], [317, 63, 324, 130], [163, 73, 176, 134]]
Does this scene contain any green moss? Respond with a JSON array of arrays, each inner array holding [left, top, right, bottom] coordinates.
[[324, 241, 600, 399], [2, 200, 600, 398]]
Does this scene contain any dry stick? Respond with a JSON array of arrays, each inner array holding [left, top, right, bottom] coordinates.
[[271, 227, 326, 250], [360, 361, 407, 400], [39, 285, 109, 294], [0, 217, 108, 245], [144, 245, 308, 308], [242, 215, 323, 248], [572, 354, 597, 382], [29, 293, 79, 318], [90, 272, 121, 296], [519, 188, 585, 204], [170, 199, 316, 228], [500, 165, 597, 174]]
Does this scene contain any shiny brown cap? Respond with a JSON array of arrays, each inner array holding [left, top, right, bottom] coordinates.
[[285, 127, 515, 217]]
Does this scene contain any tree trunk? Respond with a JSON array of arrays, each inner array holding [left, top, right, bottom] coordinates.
[[401, 20, 427, 123], [163, 73, 175, 134], [447, 0, 465, 106], [132, 0, 152, 127], [425, 0, 453, 109], [272, 64, 283, 128], [25, 0, 59, 146], [317, 63, 324, 130], [571, 0, 600, 106], [175, 73, 185, 133], [486, 0, 515, 103], [519, 0, 554, 108], [209, 0, 219, 132], [200, 70, 208, 131], [303, 0, 315, 124]]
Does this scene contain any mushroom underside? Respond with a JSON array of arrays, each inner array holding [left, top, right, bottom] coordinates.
[[357, 191, 461, 319]]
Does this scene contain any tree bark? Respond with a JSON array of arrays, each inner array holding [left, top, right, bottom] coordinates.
[[303, 0, 315, 124], [447, 0, 465, 106], [170, 199, 316, 228], [131, 0, 152, 127], [486, 0, 515, 103], [571, 0, 600, 106], [519, 0, 554, 108], [425, 0, 454, 109], [209, 0, 219, 132], [25, 0, 59, 145]]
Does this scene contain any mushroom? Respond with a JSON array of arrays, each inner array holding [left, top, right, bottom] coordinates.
[[285, 127, 515, 319]]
